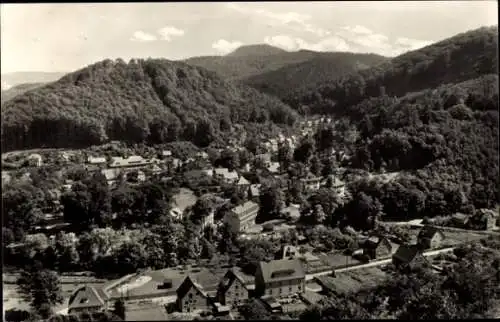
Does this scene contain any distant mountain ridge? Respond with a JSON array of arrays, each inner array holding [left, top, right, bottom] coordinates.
[[1, 83, 45, 104], [226, 44, 288, 57], [183, 45, 387, 81], [1, 71, 67, 90]]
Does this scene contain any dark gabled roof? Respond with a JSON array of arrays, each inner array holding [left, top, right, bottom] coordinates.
[[258, 259, 305, 283], [364, 235, 392, 251], [392, 245, 422, 264], [68, 286, 107, 309], [218, 268, 248, 294], [451, 213, 470, 223], [418, 226, 445, 239], [176, 275, 209, 299]]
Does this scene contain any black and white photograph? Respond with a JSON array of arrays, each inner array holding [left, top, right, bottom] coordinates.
[[1, 1, 499, 321]]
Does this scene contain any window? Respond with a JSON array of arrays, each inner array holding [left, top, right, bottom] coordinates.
[[189, 293, 193, 298], [289, 286, 292, 292]]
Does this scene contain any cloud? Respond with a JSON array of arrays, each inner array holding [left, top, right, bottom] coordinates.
[[395, 37, 433, 50], [337, 25, 430, 56], [130, 31, 157, 42], [212, 39, 244, 54], [264, 25, 431, 57], [157, 26, 185, 41], [342, 25, 373, 35], [226, 3, 329, 37], [264, 35, 350, 52]]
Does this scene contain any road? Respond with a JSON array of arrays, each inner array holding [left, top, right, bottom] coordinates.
[[305, 246, 456, 281]]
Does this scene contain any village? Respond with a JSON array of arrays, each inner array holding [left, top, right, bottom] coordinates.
[[3, 115, 499, 321]]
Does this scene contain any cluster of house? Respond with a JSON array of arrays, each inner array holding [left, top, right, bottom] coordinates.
[[68, 258, 308, 318], [450, 209, 497, 230], [347, 225, 452, 271]]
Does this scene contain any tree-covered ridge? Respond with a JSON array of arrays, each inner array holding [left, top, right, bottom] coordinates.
[[1, 58, 299, 151], [242, 53, 387, 99], [287, 26, 498, 115], [183, 49, 386, 81], [344, 75, 499, 215]]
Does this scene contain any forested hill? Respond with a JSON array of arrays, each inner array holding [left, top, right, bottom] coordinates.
[[1, 58, 299, 152], [242, 52, 387, 99], [345, 74, 499, 210], [183, 47, 387, 80], [286, 26, 498, 115]]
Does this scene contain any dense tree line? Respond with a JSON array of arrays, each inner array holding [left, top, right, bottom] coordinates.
[[286, 26, 497, 116], [2, 58, 299, 151], [242, 53, 387, 99]]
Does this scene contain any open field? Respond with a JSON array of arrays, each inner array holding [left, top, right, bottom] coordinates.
[[315, 266, 388, 296], [317, 252, 362, 269], [406, 227, 486, 247], [171, 188, 198, 212]]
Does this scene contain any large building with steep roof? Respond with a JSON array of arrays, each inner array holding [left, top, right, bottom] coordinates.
[[176, 276, 213, 313], [216, 268, 249, 308], [225, 201, 259, 233], [68, 286, 109, 314], [255, 259, 306, 298]]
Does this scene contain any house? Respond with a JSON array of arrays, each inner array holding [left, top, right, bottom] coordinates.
[[225, 201, 260, 233], [281, 205, 301, 222], [196, 151, 209, 160], [27, 153, 43, 167], [392, 245, 426, 270], [236, 176, 250, 187], [451, 213, 470, 228], [248, 184, 261, 201], [162, 150, 173, 158], [150, 163, 163, 174], [68, 286, 109, 314], [200, 210, 215, 230], [267, 162, 280, 175], [216, 268, 249, 308], [241, 163, 252, 172], [109, 156, 149, 168], [264, 139, 279, 153], [101, 168, 121, 186], [301, 174, 322, 191], [211, 168, 239, 184], [259, 296, 282, 314], [170, 207, 183, 220], [255, 153, 272, 167], [87, 156, 107, 165], [126, 170, 146, 183], [255, 259, 306, 298], [280, 245, 298, 260], [476, 209, 497, 230], [176, 275, 212, 313], [362, 236, 393, 260], [417, 226, 445, 250]]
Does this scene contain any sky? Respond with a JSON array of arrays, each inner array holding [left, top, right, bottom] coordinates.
[[1, 1, 497, 74]]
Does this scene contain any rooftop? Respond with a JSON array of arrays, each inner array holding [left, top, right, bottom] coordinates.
[[232, 201, 259, 216], [258, 259, 305, 283], [106, 266, 220, 299]]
